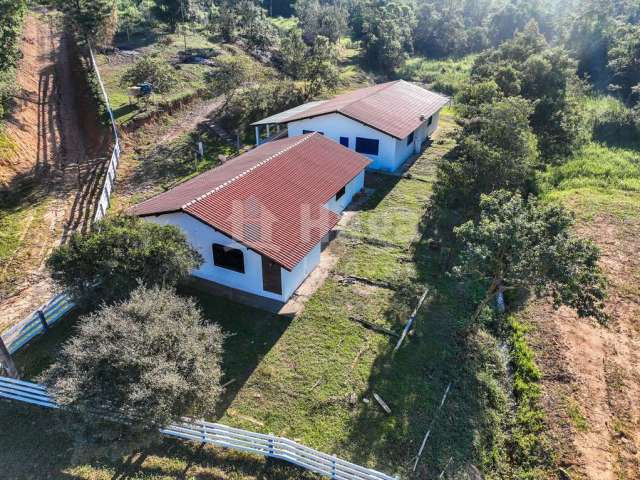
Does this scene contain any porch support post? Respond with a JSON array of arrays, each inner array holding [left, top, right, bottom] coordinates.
[[255, 126, 260, 146], [266, 124, 270, 139]]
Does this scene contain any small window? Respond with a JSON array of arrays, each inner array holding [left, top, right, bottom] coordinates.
[[406, 132, 414, 145], [212, 244, 245, 273], [427, 116, 433, 126], [339, 136, 349, 147], [336, 185, 346, 200], [303, 129, 324, 135], [355, 137, 379, 156]]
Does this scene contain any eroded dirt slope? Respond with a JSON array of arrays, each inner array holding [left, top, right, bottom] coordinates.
[[526, 212, 640, 479], [0, 12, 108, 332]]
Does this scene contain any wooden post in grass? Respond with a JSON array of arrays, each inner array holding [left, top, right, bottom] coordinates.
[[0, 337, 19, 379]]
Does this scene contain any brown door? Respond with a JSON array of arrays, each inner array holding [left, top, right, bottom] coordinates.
[[262, 256, 282, 295]]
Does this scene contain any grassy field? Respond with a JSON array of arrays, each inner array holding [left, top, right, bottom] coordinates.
[[1, 110, 519, 479], [397, 55, 476, 96]]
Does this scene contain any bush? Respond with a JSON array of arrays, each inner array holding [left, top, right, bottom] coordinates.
[[46, 215, 203, 307], [39, 286, 224, 455], [120, 55, 178, 94]]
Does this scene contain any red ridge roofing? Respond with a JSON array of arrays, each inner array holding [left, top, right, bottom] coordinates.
[[261, 80, 449, 140], [131, 134, 370, 270]]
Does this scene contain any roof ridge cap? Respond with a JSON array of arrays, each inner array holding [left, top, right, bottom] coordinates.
[[181, 135, 314, 209]]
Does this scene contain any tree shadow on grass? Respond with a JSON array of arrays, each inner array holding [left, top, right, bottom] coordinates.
[[179, 286, 292, 419], [340, 225, 505, 478]]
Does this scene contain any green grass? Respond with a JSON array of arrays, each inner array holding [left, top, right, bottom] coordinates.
[[564, 396, 589, 432], [397, 55, 476, 96]]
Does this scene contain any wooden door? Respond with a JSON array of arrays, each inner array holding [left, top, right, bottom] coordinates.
[[262, 256, 282, 295]]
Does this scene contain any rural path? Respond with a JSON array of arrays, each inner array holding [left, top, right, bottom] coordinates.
[[0, 12, 108, 334], [528, 214, 640, 479]]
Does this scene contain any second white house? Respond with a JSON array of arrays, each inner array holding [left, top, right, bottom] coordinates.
[[252, 80, 450, 172]]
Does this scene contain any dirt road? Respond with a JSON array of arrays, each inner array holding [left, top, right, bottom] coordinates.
[[0, 12, 108, 332]]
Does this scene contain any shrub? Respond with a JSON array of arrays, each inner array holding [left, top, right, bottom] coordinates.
[[120, 55, 178, 94], [39, 286, 224, 455], [46, 215, 202, 307]]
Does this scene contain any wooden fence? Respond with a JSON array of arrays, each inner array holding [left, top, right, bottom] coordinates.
[[0, 376, 397, 480]]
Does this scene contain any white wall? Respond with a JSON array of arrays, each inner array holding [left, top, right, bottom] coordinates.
[[288, 111, 442, 172], [144, 212, 322, 302], [324, 170, 365, 213], [288, 113, 397, 171]]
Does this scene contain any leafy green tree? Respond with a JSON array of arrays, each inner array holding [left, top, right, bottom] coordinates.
[[0, 0, 25, 119], [472, 22, 587, 161], [359, 0, 416, 73], [608, 23, 640, 104], [151, 0, 190, 32], [46, 216, 202, 307], [206, 55, 259, 106], [55, 0, 113, 40], [237, 0, 278, 49], [40, 286, 224, 455], [453, 190, 607, 324], [293, 0, 348, 43], [280, 29, 338, 98], [432, 97, 538, 221], [120, 55, 178, 93]]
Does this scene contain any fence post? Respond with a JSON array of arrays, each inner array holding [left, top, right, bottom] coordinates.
[[267, 434, 274, 457], [200, 421, 206, 445], [0, 337, 19, 379], [37, 310, 48, 331], [332, 454, 337, 479]]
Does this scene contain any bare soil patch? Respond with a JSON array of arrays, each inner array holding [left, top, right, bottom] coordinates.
[[526, 213, 640, 479]]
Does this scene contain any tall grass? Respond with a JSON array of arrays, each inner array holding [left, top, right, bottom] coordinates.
[[396, 55, 476, 96], [540, 143, 640, 193]]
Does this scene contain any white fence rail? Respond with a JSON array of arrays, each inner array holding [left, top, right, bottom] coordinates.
[[0, 377, 397, 480], [1, 293, 75, 355]]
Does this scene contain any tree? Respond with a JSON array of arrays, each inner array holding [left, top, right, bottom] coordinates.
[[432, 97, 538, 221], [359, 0, 416, 73], [55, 0, 113, 40], [46, 216, 202, 307], [120, 55, 178, 93], [151, 0, 191, 32], [472, 22, 587, 161], [280, 27, 308, 79], [293, 0, 348, 43], [39, 286, 224, 454], [206, 55, 259, 105], [607, 23, 640, 105], [453, 190, 607, 324]]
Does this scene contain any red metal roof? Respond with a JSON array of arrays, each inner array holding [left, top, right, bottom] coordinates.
[[131, 134, 370, 270], [260, 80, 449, 140]]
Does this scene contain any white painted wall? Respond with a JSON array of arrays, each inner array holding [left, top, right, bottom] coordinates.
[[144, 212, 322, 302], [324, 170, 365, 213], [287, 111, 441, 172]]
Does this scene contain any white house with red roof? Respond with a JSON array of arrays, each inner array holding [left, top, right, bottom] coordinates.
[[252, 80, 449, 172], [131, 133, 370, 307]]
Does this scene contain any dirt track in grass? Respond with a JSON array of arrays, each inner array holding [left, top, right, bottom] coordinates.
[[0, 12, 109, 333]]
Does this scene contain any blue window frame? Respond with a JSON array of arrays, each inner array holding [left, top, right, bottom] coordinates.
[[406, 132, 414, 145], [340, 136, 349, 147], [355, 137, 379, 156]]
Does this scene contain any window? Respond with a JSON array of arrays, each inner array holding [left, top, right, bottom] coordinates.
[[336, 185, 346, 200], [427, 116, 433, 126], [355, 137, 380, 155], [339, 136, 349, 147], [406, 132, 414, 145], [303, 129, 324, 135], [212, 244, 245, 273]]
